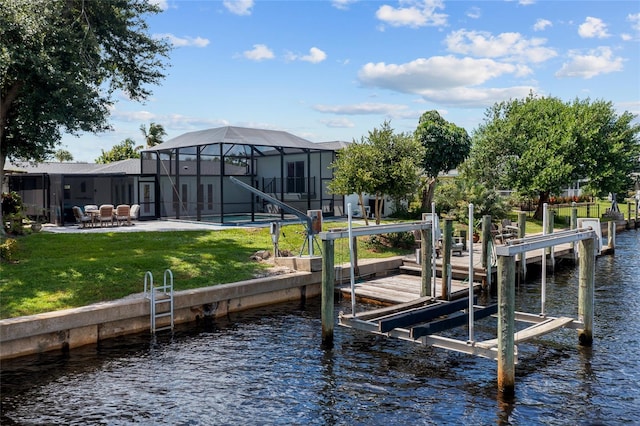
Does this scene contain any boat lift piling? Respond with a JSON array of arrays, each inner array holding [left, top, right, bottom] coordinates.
[[494, 228, 597, 397]]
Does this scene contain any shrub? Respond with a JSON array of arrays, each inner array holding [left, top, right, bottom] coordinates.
[[1, 191, 22, 215], [364, 232, 415, 251], [0, 238, 18, 262]]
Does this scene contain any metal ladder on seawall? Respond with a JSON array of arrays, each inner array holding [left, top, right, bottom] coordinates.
[[144, 270, 175, 333]]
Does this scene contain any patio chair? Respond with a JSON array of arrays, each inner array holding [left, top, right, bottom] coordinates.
[[84, 204, 98, 214], [98, 204, 114, 227], [129, 204, 140, 222], [72, 206, 92, 228], [115, 205, 131, 226]]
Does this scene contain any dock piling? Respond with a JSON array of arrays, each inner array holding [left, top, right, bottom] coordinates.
[[607, 220, 616, 252], [420, 228, 432, 297], [517, 211, 527, 281], [497, 254, 516, 398], [578, 237, 595, 346], [321, 238, 335, 347], [441, 219, 453, 300]]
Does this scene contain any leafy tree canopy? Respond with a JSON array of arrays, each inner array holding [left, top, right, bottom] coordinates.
[[0, 0, 171, 173], [414, 110, 471, 212], [466, 93, 640, 219], [53, 149, 74, 162], [329, 121, 424, 224], [95, 138, 140, 164]]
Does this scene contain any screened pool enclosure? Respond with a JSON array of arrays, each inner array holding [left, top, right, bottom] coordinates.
[[140, 126, 343, 224]]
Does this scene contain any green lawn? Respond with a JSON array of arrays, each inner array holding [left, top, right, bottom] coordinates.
[[0, 222, 409, 319]]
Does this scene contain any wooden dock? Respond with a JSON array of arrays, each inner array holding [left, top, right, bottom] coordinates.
[[338, 239, 582, 305]]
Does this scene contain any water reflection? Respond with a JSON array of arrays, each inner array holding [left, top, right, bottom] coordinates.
[[1, 231, 639, 425]]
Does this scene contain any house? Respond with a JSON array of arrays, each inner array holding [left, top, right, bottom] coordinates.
[[139, 126, 343, 223], [5, 159, 141, 224], [5, 126, 345, 225]]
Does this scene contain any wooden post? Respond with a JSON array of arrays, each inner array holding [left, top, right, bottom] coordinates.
[[517, 211, 527, 281], [441, 219, 453, 300], [627, 202, 632, 230], [352, 237, 359, 277], [420, 228, 432, 297], [321, 238, 335, 347], [607, 220, 615, 251], [571, 203, 578, 260], [546, 211, 555, 270], [578, 237, 594, 346], [497, 254, 516, 398], [481, 215, 492, 269]]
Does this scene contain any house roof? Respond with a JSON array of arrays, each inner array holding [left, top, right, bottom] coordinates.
[[143, 126, 335, 152], [7, 159, 140, 175]]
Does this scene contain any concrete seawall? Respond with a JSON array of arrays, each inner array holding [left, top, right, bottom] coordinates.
[[0, 257, 404, 360]]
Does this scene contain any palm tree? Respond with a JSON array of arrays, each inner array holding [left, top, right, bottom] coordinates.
[[140, 122, 167, 148]]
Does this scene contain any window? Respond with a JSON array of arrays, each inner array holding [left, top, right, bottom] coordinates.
[[286, 161, 305, 193]]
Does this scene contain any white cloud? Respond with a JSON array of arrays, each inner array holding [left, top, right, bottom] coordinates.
[[376, 0, 447, 29], [578, 17, 610, 39], [629, 13, 640, 31], [154, 33, 210, 48], [243, 44, 275, 61], [519, 0, 535, 5], [466, 7, 481, 19], [359, 56, 530, 92], [445, 30, 556, 63], [321, 118, 356, 128], [148, 0, 169, 10], [533, 19, 552, 32], [301, 47, 327, 64], [556, 46, 624, 79], [331, 0, 357, 10], [314, 102, 411, 116], [286, 47, 328, 64], [417, 86, 535, 107], [357, 56, 537, 107], [223, 0, 254, 16]]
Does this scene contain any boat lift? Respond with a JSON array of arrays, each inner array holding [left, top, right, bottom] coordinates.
[[229, 176, 317, 256], [319, 204, 598, 396]]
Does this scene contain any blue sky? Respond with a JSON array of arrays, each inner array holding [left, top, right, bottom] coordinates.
[[62, 0, 640, 162]]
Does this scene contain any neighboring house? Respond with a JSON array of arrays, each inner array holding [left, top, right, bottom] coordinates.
[[5, 126, 346, 225], [5, 159, 141, 225]]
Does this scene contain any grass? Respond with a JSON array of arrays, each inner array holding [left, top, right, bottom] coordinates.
[[0, 222, 410, 319]]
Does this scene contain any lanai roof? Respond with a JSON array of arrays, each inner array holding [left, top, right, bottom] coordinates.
[[6, 159, 140, 175], [143, 126, 334, 152]]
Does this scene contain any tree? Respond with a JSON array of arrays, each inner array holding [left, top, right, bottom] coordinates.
[[368, 122, 424, 224], [328, 121, 423, 224], [467, 93, 640, 219], [95, 138, 140, 164], [140, 122, 167, 148], [53, 149, 73, 163], [328, 140, 378, 226], [0, 0, 170, 182], [414, 110, 471, 213]]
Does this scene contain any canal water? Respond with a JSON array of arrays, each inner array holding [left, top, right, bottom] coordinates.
[[1, 230, 638, 425]]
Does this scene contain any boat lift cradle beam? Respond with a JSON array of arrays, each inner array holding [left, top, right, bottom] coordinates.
[[229, 176, 315, 255]]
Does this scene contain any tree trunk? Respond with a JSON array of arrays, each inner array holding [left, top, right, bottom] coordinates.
[[534, 191, 550, 220], [357, 193, 369, 226], [375, 194, 383, 225], [420, 177, 437, 213]]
